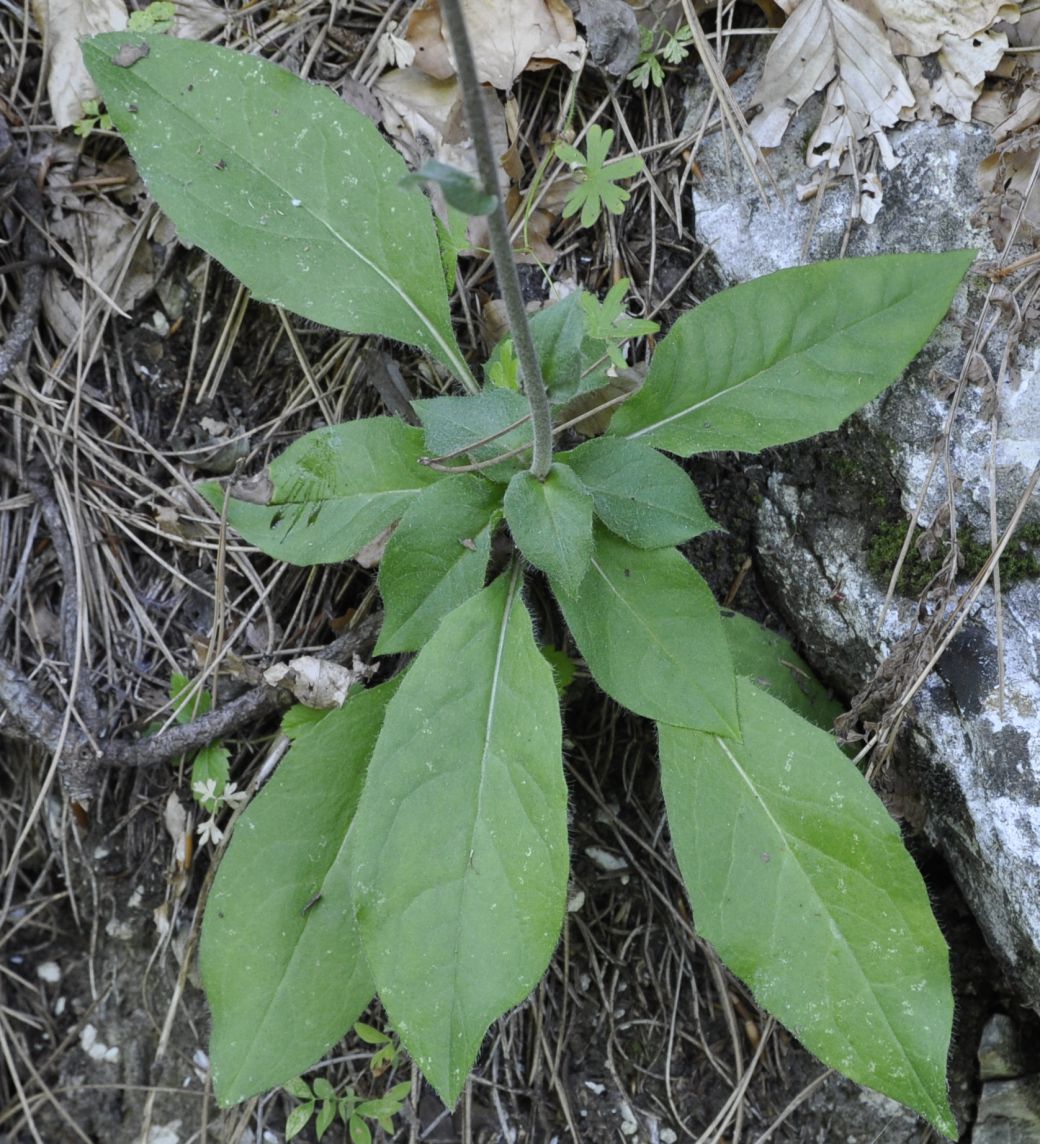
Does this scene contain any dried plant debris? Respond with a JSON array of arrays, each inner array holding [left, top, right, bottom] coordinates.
[[403, 0, 584, 89], [750, 0, 1020, 175]]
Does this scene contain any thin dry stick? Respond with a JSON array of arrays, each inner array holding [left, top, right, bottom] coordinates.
[[0, 119, 47, 385]]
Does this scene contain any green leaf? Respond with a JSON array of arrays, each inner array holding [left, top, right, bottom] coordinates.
[[128, 1, 175, 32], [556, 126, 643, 229], [284, 1077, 314, 1100], [315, 1096, 336, 1139], [414, 389, 532, 481], [486, 292, 588, 401], [504, 463, 593, 596], [659, 678, 955, 1137], [312, 1078, 336, 1101], [541, 645, 577, 695], [200, 680, 398, 1105], [191, 744, 230, 812], [198, 418, 440, 566], [376, 473, 501, 654], [609, 251, 975, 455], [352, 1021, 389, 1046], [281, 704, 329, 741], [721, 610, 843, 731], [351, 568, 568, 1105], [285, 1102, 315, 1141], [170, 672, 212, 722], [401, 160, 496, 216], [560, 437, 715, 548], [349, 1116, 372, 1144], [551, 527, 737, 734], [82, 34, 473, 387]]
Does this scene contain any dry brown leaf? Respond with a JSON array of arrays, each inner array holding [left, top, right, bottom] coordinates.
[[377, 68, 515, 256], [32, 0, 128, 129], [751, 0, 913, 168], [932, 28, 1009, 121], [405, 0, 584, 89], [871, 0, 1018, 56], [42, 195, 161, 347], [172, 0, 227, 39], [263, 655, 374, 709]]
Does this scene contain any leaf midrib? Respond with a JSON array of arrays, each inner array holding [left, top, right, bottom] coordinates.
[[101, 45, 471, 385], [623, 288, 916, 443], [590, 554, 734, 733], [713, 731, 944, 1119]]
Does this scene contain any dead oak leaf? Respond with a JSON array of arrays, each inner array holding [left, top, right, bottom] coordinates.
[[750, 0, 913, 168], [870, 0, 1018, 56], [405, 0, 584, 90], [932, 27, 1009, 122]]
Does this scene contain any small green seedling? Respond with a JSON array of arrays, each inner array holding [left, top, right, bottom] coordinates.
[[627, 24, 694, 90], [554, 125, 644, 228], [169, 673, 243, 844], [84, 21, 972, 1139], [72, 98, 113, 137], [128, 1, 175, 33], [284, 1072, 410, 1144]]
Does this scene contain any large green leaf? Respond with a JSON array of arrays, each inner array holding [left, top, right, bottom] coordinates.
[[504, 463, 593, 596], [414, 389, 532, 482], [200, 680, 397, 1105], [82, 34, 474, 388], [552, 527, 737, 734], [609, 251, 975, 455], [376, 473, 501, 654], [560, 437, 715, 548], [351, 568, 568, 1105], [659, 678, 955, 1137], [721, 610, 843, 731], [198, 418, 439, 566]]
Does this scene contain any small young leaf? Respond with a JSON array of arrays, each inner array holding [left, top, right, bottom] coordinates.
[[349, 1116, 372, 1144], [284, 1077, 314, 1101], [170, 673, 212, 722], [312, 1078, 336, 1101], [198, 418, 439, 567], [376, 473, 501, 654], [556, 125, 643, 228], [551, 527, 737, 735], [285, 1102, 315, 1141], [82, 35, 474, 386], [401, 159, 496, 216], [560, 437, 715, 548], [486, 292, 587, 401], [721, 610, 843, 731], [353, 1021, 389, 1046], [127, 1, 175, 31], [609, 251, 975, 455], [659, 678, 955, 1137], [315, 1096, 336, 1139], [414, 389, 532, 481], [201, 680, 398, 1105], [351, 568, 568, 1106], [504, 463, 593, 596], [191, 744, 230, 812]]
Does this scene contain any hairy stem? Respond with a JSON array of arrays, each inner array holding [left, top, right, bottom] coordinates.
[[439, 0, 554, 479]]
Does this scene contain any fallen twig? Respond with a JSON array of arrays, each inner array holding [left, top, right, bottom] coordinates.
[[0, 116, 47, 384]]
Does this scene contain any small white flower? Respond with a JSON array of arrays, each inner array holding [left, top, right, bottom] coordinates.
[[222, 782, 249, 810], [196, 817, 224, 847], [192, 778, 219, 804]]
